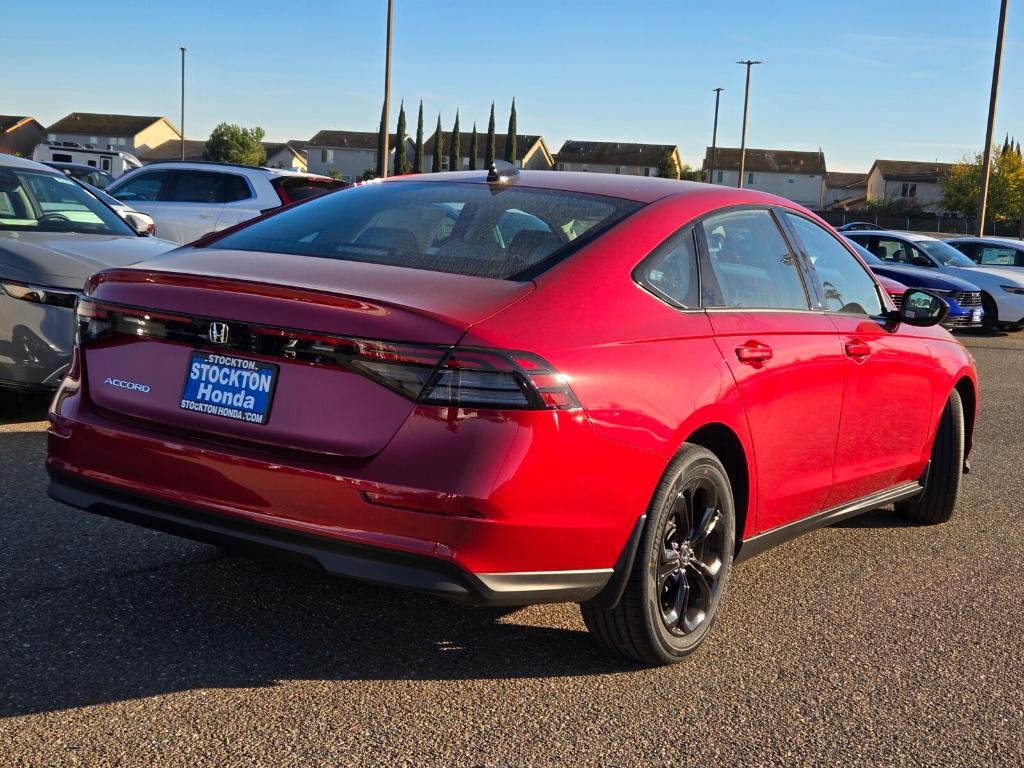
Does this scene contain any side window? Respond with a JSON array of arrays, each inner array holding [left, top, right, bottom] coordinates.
[[784, 212, 882, 316], [109, 171, 167, 202], [223, 174, 253, 203], [635, 228, 700, 308], [978, 246, 1019, 266], [700, 208, 809, 310], [166, 171, 224, 203]]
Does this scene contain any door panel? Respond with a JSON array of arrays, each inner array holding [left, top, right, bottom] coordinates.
[[826, 315, 934, 503], [710, 311, 844, 532]]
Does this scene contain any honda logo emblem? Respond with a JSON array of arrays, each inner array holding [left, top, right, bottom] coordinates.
[[208, 322, 230, 344]]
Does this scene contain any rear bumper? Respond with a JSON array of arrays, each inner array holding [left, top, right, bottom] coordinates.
[[47, 469, 611, 606]]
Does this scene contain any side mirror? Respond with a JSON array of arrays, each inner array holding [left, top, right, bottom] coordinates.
[[899, 289, 948, 327], [122, 211, 156, 236]]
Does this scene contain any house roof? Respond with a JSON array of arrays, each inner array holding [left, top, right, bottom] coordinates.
[[46, 112, 179, 138], [825, 171, 867, 189], [0, 115, 41, 133], [262, 140, 307, 163], [870, 159, 954, 182], [136, 139, 207, 163], [423, 132, 544, 162], [556, 140, 678, 167], [307, 130, 409, 150], [702, 147, 826, 175]]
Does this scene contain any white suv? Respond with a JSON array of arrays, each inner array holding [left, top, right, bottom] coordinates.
[[106, 162, 343, 245]]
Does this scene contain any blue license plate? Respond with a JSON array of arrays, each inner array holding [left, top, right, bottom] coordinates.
[[180, 351, 277, 425]]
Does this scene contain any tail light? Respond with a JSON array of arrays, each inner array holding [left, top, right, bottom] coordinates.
[[1, 279, 80, 309], [74, 298, 579, 411], [418, 348, 581, 411]]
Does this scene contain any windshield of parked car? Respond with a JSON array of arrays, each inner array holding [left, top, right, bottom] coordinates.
[[917, 239, 977, 268], [208, 180, 641, 280], [0, 168, 133, 236]]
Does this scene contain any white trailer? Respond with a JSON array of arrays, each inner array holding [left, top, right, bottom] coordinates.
[[31, 143, 142, 178]]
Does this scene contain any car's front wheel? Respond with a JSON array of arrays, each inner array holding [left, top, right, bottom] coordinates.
[[896, 388, 964, 524], [581, 444, 735, 665], [981, 293, 998, 332]]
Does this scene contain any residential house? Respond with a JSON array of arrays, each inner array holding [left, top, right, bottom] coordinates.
[[44, 113, 181, 156], [0, 116, 44, 156], [136, 139, 206, 163], [422, 132, 554, 171], [823, 171, 868, 210], [865, 160, 954, 213], [703, 147, 826, 207], [306, 130, 414, 182], [555, 140, 681, 177], [263, 140, 308, 172]]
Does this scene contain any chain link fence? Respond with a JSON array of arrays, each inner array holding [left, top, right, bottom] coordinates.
[[813, 210, 1024, 238]]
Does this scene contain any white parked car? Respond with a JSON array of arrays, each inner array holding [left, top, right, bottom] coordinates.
[[946, 236, 1024, 269], [846, 230, 1024, 331], [105, 162, 344, 245]]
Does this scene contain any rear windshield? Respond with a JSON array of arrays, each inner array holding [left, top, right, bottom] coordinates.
[[210, 180, 641, 280]]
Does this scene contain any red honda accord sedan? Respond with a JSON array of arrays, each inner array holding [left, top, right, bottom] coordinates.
[[47, 169, 977, 665]]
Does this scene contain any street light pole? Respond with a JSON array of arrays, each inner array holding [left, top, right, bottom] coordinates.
[[380, 0, 394, 178], [180, 46, 186, 161], [708, 87, 724, 184], [736, 59, 761, 189], [976, 0, 1010, 236]]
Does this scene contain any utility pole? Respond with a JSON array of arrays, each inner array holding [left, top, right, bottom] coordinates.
[[976, 0, 1010, 236], [180, 46, 186, 161], [381, 0, 394, 178], [736, 60, 761, 188], [708, 87, 724, 184]]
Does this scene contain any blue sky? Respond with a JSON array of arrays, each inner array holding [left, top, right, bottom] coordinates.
[[6, 0, 1023, 172]]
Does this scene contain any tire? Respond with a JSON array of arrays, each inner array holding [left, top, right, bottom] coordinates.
[[981, 293, 998, 333], [895, 389, 964, 525], [580, 444, 736, 665]]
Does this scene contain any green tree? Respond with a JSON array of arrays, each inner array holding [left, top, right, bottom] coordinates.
[[413, 100, 425, 174], [203, 123, 266, 166], [449, 111, 461, 172], [485, 102, 496, 169], [469, 123, 479, 171], [432, 114, 444, 173], [941, 149, 1024, 223], [657, 149, 680, 180], [394, 101, 408, 175], [375, 102, 387, 177], [504, 98, 517, 164], [359, 168, 378, 182]]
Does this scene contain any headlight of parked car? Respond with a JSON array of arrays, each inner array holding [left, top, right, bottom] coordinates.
[[0, 280, 81, 309], [1000, 284, 1024, 295]]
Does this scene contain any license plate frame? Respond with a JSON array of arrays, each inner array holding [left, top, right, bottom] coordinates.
[[179, 350, 279, 425]]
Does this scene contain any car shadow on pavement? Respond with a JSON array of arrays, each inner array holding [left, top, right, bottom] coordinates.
[[0, 391, 50, 426], [0, 542, 640, 718], [831, 506, 917, 529]]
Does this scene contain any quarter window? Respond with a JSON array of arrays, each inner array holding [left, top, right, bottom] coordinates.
[[222, 174, 253, 203], [636, 228, 700, 308], [701, 208, 809, 310], [784, 212, 882, 316]]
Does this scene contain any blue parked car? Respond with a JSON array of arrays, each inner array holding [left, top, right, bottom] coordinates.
[[842, 237, 984, 329]]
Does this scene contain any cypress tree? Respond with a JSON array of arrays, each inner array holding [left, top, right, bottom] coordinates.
[[449, 111, 461, 172], [485, 102, 496, 169], [504, 98, 517, 164], [432, 114, 444, 173], [375, 102, 387, 177], [394, 101, 408, 175], [413, 101, 425, 173], [469, 123, 479, 171]]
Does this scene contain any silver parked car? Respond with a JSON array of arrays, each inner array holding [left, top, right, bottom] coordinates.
[[0, 154, 177, 390]]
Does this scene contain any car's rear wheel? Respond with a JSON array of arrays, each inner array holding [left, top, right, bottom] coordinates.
[[981, 293, 998, 332], [895, 389, 964, 525], [580, 444, 735, 665]]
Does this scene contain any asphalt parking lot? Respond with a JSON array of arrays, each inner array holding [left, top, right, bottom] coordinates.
[[1, 332, 1022, 767]]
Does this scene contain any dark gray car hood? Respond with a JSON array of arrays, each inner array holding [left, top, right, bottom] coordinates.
[[0, 231, 178, 289]]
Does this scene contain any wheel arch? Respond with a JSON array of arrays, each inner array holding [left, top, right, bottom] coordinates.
[[953, 375, 977, 458], [684, 422, 752, 550]]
